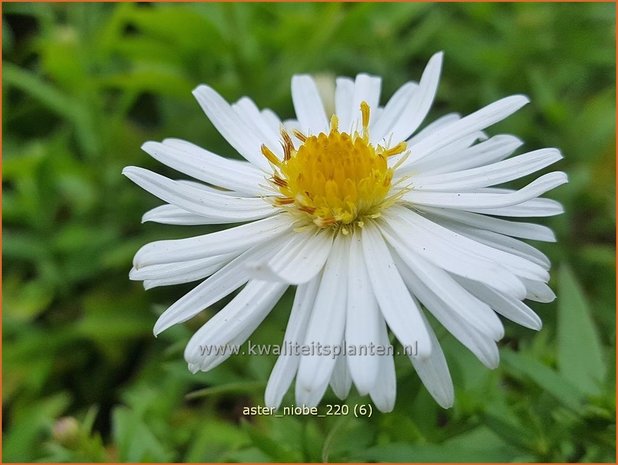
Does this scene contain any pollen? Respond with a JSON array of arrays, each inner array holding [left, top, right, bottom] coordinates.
[[262, 102, 407, 231]]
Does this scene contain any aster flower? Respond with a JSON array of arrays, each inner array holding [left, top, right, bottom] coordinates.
[[124, 52, 566, 412]]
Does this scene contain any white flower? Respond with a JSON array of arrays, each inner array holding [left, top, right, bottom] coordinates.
[[124, 52, 566, 412]]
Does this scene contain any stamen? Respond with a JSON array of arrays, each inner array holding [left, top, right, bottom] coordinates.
[[293, 129, 307, 142], [261, 144, 281, 167], [360, 101, 370, 139], [272, 175, 288, 188], [383, 141, 407, 157], [274, 197, 295, 206], [330, 114, 339, 132], [280, 129, 295, 161]]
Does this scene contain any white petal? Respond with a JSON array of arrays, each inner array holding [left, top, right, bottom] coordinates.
[[184, 280, 288, 368], [335, 77, 355, 131], [412, 148, 563, 192], [122, 166, 275, 223], [265, 276, 321, 409], [418, 206, 556, 242], [394, 207, 546, 281], [192, 85, 271, 170], [345, 231, 382, 395], [261, 108, 283, 134], [361, 223, 432, 357], [348, 73, 382, 132], [410, 310, 454, 408], [380, 208, 526, 299], [295, 235, 349, 406], [456, 277, 542, 330], [369, 318, 397, 412], [132, 253, 237, 289], [330, 354, 353, 400], [152, 236, 285, 335], [389, 245, 504, 341], [133, 214, 291, 268], [141, 204, 229, 225], [522, 278, 556, 303], [407, 112, 460, 144], [393, 210, 549, 281], [292, 75, 329, 135], [408, 134, 522, 176], [370, 81, 418, 144], [472, 197, 564, 217], [404, 171, 568, 211], [407, 95, 530, 163], [388, 51, 443, 143], [232, 97, 283, 157], [442, 223, 551, 269], [246, 229, 334, 284], [142, 139, 266, 196], [395, 131, 485, 174], [395, 256, 499, 369]]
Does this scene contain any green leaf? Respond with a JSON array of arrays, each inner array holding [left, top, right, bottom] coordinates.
[[112, 406, 173, 462], [557, 264, 606, 395], [501, 349, 584, 411], [3, 393, 71, 462]]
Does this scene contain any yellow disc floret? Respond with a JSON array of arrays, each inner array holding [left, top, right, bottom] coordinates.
[[262, 102, 407, 232]]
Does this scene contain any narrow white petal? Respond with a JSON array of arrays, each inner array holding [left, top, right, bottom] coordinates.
[[522, 278, 556, 303], [295, 235, 349, 406], [335, 77, 354, 131], [370, 81, 418, 144], [122, 166, 275, 223], [330, 353, 352, 400], [408, 134, 523, 176], [407, 112, 460, 144], [408, 95, 530, 163], [369, 318, 397, 412], [404, 172, 568, 211], [265, 276, 321, 409], [133, 214, 291, 268], [394, 131, 485, 174], [152, 236, 285, 335], [456, 277, 542, 330], [292, 75, 329, 135], [232, 97, 283, 157], [141, 139, 266, 196], [390, 245, 504, 341], [133, 254, 237, 289], [361, 223, 432, 357], [380, 209, 526, 299], [246, 229, 334, 284], [261, 108, 283, 134], [472, 197, 564, 217], [130, 253, 234, 281], [410, 310, 454, 408], [345, 231, 382, 395], [412, 148, 563, 192], [184, 280, 288, 367], [141, 204, 234, 226], [192, 85, 271, 170], [348, 73, 382, 132], [194, 319, 256, 373], [389, 51, 443, 143], [395, 256, 500, 369], [442, 223, 551, 269], [418, 206, 556, 242], [391, 207, 547, 282]]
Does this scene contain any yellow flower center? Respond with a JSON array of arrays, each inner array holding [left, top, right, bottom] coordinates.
[[262, 102, 407, 232]]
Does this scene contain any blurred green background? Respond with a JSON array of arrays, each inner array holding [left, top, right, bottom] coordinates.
[[2, 2, 616, 462]]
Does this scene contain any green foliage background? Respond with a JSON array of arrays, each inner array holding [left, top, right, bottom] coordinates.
[[3, 2, 616, 462]]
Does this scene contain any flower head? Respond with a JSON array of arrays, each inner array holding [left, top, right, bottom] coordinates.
[[124, 52, 566, 411]]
